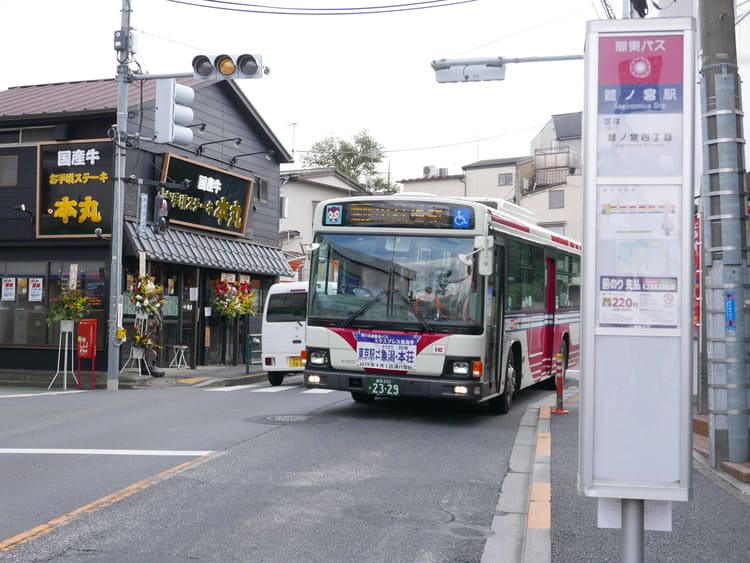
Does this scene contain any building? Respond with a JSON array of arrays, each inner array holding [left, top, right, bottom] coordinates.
[[0, 78, 293, 372], [398, 113, 583, 241]]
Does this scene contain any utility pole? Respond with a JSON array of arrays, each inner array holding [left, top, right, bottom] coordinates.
[[700, 0, 749, 465], [106, 0, 132, 390]]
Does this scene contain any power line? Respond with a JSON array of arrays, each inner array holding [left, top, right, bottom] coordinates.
[[166, 0, 477, 15]]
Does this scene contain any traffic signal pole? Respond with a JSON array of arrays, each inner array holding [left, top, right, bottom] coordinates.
[[699, 0, 749, 465]]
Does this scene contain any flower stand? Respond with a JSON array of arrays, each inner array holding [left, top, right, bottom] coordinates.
[[120, 312, 151, 376], [49, 320, 80, 390]]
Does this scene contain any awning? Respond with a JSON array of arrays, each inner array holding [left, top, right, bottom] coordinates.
[[125, 222, 293, 277]]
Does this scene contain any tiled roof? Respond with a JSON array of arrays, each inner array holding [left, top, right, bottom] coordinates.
[[125, 222, 293, 277], [0, 79, 175, 118]]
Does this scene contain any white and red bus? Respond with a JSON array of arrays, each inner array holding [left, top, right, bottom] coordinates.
[[302, 194, 580, 413]]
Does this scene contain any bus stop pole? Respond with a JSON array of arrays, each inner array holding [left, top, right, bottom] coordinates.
[[622, 498, 644, 563]]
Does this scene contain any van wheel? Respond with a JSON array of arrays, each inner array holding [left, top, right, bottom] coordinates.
[[488, 357, 514, 415], [268, 373, 284, 386], [351, 392, 375, 403]]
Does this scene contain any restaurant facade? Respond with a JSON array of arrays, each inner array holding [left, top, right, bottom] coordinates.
[[0, 78, 293, 373]]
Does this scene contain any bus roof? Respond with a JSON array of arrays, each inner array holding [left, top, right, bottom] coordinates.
[[313, 194, 581, 255]]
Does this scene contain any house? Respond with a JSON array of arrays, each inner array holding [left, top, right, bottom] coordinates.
[[0, 77, 293, 372], [399, 165, 465, 197], [398, 113, 583, 241], [523, 111, 583, 240], [278, 168, 368, 278]]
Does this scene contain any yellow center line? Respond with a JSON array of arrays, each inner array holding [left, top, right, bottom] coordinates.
[[0, 452, 218, 553]]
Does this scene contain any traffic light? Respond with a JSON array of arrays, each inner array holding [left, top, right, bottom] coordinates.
[[154, 78, 195, 145], [153, 193, 169, 234], [192, 54, 266, 80]]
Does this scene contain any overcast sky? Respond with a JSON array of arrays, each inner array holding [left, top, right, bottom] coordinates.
[[1, 0, 748, 184]]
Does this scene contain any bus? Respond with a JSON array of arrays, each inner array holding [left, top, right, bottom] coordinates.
[[302, 194, 580, 413], [261, 281, 307, 386]]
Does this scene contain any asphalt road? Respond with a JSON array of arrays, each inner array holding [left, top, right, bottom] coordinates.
[[0, 376, 551, 562]]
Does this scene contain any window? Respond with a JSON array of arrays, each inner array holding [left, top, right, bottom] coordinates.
[[506, 239, 544, 312], [549, 190, 564, 209], [0, 155, 18, 186], [255, 177, 268, 202], [279, 196, 288, 218], [498, 173, 513, 186]]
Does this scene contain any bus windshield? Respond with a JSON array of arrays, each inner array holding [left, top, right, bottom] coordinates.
[[309, 233, 482, 332]]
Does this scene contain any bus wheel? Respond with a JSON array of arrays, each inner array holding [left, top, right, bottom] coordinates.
[[268, 373, 285, 386], [488, 358, 514, 415], [351, 392, 375, 403]]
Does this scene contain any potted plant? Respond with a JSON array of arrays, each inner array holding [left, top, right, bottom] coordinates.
[[47, 287, 90, 330], [128, 275, 167, 321]]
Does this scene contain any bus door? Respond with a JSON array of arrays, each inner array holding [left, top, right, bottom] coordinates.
[[486, 244, 505, 392], [542, 256, 556, 377]]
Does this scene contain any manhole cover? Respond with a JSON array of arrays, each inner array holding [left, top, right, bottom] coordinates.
[[267, 414, 312, 423], [245, 414, 337, 425], [145, 377, 177, 388]]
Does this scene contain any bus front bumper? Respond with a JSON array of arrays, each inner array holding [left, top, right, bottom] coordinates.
[[303, 370, 485, 401]]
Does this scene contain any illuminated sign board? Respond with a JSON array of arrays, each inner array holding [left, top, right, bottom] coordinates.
[[161, 154, 253, 236], [322, 201, 474, 229], [37, 140, 113, 238]]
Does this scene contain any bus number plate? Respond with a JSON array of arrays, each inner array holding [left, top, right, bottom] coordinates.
[[366, 377, 400, 396]]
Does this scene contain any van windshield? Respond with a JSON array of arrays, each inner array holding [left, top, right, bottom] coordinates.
[[266, 292, 307, 322]]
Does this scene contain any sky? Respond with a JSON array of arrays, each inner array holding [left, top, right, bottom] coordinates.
[[1, 0, 748, 184]]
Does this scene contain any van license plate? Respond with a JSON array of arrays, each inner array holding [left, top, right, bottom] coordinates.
[[288, 357, 302, 368], [366, 377, 400, 396]]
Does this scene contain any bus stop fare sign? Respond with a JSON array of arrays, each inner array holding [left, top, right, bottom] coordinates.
[[354, 332, 417, 371]]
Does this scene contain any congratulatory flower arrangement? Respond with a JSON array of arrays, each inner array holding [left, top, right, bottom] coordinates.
[[128, 276, 167, 320], [212, 280, 256, 319], [47, 287, 90, 325]]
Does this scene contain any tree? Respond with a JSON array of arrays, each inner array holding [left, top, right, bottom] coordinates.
[[302, 130, 400, 193]]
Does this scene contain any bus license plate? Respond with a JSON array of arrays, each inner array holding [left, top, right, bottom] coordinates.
[[366, 377, 400, 396], [288, 357, 302, 368]]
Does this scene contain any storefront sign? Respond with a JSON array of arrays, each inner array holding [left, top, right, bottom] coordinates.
[[161, 154, 253, 236], [37, 140, 114, 238]]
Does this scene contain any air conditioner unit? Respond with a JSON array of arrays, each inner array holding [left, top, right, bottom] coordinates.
[[423, 165, 438, 177]]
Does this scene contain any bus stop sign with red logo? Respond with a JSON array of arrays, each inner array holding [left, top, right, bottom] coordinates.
[[580, 17, 695, 517]]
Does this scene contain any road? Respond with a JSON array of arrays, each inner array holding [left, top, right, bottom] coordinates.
[[0, 376, 551, 562]]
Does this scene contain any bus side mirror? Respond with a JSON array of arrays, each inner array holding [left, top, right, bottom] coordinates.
[[458, 235, 493, 276]]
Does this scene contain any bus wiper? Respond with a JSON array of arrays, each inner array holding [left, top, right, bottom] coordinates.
[[393, 291, 430, 332], [343, 290, 387, 327]]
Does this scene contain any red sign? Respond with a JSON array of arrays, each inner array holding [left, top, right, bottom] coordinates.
[[77, 319, 97, 359]]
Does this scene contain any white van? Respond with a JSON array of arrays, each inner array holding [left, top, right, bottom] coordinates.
[[261, 281, 308, 386]]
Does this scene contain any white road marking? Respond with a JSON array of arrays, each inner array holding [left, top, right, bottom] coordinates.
[[0, 448, 213, 456], [0, 390, 86, 399], [301, 388, 337, 394], [204, 384, 261, 392], [252, 385, 298, 393]]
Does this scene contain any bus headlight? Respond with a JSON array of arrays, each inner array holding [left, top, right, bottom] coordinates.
[[453, 385, 469, 395], [307, 374, 321, 385], [309, 350, 328, 366], [451, 361, 470, 376]]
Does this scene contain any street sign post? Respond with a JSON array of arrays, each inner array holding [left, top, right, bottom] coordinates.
[[580, 14, 696, 537]]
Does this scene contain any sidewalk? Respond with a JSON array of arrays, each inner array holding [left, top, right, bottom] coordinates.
[[491, 374, 750, 563], [0, 363, 269, 390]]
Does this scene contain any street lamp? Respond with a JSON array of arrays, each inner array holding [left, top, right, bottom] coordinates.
[[195, 137, 242, 155], [230, 150, 275, 167]]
